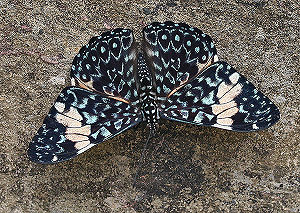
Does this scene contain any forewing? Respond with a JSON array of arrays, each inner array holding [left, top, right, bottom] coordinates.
[[28, 87, 142, 164], [160, 62, 280, 132], [143, 21, 218, 101], [71, 28, 139, 105]]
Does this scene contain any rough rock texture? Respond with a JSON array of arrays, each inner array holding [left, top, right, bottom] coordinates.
[[0, 0, 299, 212]]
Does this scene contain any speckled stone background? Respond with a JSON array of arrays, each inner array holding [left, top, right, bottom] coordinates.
[[0, 0, 299, 212]]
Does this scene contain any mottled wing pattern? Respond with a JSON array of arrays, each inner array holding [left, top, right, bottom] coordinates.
[[160, 62, 280, 132], [71, 28, 139, 106], [28, 87, 142, 164], [29, 22, 280, 164], [143, 21, 218, 102], [28, 29, 143, 164]]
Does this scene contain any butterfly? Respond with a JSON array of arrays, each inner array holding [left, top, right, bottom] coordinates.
[[28, 21, 280, 164]]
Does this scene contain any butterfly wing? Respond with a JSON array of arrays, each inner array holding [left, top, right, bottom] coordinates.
[[71, 28, 139, 105], [28, 87, 142, 163], [160, 62, 280, 132], [143, 22, 279, 131], [142, 21, 218, 103], [28, 29, 142, 164]]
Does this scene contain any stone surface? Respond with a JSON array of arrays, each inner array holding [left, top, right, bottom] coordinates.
[[0, 0, 299, 212]]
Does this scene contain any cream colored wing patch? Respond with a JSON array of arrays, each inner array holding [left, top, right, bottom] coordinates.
[[54, 102, 92, 150], [212, 72, 243, 127], [160, 60, 279, 132]]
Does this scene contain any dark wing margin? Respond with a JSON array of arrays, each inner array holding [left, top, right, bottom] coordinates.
[[28, 87, 142, 164], [160, 61, 280, 132], [142, 21, 218, 103]]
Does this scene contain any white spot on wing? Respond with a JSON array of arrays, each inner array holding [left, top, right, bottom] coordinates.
[[217, 118, 233, 125], [212, 101, 237, 115], [74, 140, 91, 150], [217, 82, 233, 99], [213, 123, 232, 130], [56, 114, 82, 127], [213, 55, 219, 62], [52, 155, 58, 162], [217, 107, 239, 119], [54, 102, 65, 113], [65, 125, 91, 135], [65, 134, 89, 142], [219, 83, 243, 104], [71, 78, 76, 86], [77, 143, 95, 154], [64, 107, 83, 121], [229, 73, 240, 84]]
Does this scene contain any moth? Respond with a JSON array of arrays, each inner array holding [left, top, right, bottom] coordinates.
[[28, 21, 280, 164]]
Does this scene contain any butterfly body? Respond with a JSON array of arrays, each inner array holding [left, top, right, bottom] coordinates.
[[137, 53, 159, 132], [28, 22, 280, 164]]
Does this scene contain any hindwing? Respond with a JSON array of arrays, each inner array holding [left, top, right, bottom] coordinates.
[[28, 87, 142, 164], [160, 62, 280, 131]]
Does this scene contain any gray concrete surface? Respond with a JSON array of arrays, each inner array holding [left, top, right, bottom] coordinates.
[[0, 0, 299, 212]]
